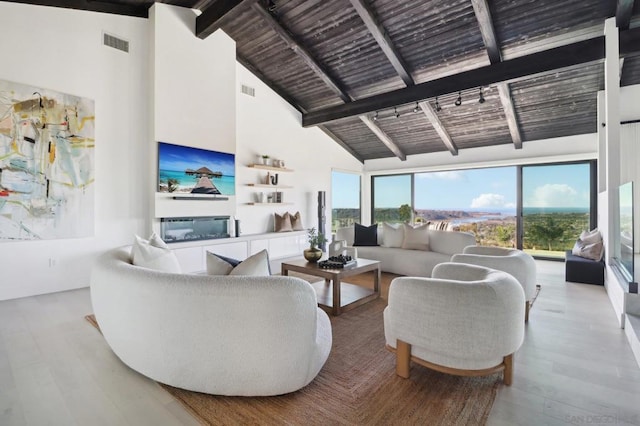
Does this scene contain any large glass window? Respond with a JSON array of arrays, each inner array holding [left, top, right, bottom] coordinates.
[[331, 170, 361, 232], [372, 174, 412, 224], [414, 167, 517, 246], [521, 163, 593, 259], [371, 161, 595, 259]]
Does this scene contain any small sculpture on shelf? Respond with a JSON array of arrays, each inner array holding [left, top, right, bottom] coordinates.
[[304, 227, 327, 263]]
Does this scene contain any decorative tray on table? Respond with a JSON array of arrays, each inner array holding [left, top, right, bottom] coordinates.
[[318, 255, 356, 269]]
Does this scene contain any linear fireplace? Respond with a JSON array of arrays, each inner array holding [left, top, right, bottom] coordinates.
[[161, 216, 230, 243]]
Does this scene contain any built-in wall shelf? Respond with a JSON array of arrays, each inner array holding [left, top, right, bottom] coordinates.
[[247, 184, 293, 189], [248, 164, 294, 172], [246, 202, 294, 205]]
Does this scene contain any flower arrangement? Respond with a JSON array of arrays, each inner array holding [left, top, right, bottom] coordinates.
[[307, 227, 327, 249]]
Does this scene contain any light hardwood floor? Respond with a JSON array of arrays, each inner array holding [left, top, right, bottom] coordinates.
[[1, 260, 639, 425]]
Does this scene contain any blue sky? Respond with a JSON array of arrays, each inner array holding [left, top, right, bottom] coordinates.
[[158, 142, 235, 176], [332, 171, 361, 208], [365, 164, 591, 211]]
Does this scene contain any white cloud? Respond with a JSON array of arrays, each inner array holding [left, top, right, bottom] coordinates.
[[470, 193, 513, 209], [527, 184, 579, 207], [417, 171, 464, 180]]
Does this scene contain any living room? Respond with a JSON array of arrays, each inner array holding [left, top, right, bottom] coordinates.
[[1, 0, 640, 424]]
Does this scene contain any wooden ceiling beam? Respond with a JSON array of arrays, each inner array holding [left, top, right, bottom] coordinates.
[[196, 0, 256, 40], [617, 0, 635, 30], [250, 3, 351, 103], [349, 0, 414, 86], [237, 55, 365, 163], [472, 0, 522, 149], [250, 2, 405, 160], [303, 36, 609, 127], [359, 116, 406, 160], [496, 83, 522, 149], [417, 102, 458, 155], [7, 0, 148, 17], [471, 0, 502, 64]]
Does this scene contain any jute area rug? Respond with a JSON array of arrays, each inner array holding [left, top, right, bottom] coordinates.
[[86, 272, 500, 425]]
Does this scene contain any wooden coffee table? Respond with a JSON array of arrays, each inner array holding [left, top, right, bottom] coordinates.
[[281, 258, 381, 316]]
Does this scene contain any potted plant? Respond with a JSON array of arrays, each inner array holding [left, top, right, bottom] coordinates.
[[261, 154, 271, 166], [304, 227, 327, 263]]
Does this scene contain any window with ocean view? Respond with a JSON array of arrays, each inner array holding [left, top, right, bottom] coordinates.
[[522, 163, 593, 258], [414, 167, 517, 247], [372, 174, 412, 224], [331, 171, 361, 232], [370, 160, 596, 259]]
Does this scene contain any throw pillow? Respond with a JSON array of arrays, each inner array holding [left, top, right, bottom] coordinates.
[[353, 223, 378, 246], [572, 238, 604, 261], [274, 212, 293, 232], [230, 249, 271, 276], [579, 228, 602, 245], [401, 223, 430, 251], [206, 252, 242, 275], [206, 249, 271, 276], [131, 232, 181, 273], [290, 211, 304, 231], [380, 222, 404, 248]]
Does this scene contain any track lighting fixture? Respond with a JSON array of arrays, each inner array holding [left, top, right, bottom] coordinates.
[[413, 102, 420, 113], [454, 91, 462, 106], [394, 107, 400, 118], [372, 111, 378, 121], [478, 87, 485, 104], [435, 97, 442, 112]]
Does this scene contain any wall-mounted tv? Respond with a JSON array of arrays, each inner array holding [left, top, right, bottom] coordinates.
[[617, 181, 634, 283], [157, 142, 235, 196]]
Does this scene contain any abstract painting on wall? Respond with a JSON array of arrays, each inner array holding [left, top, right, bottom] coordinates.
[[0, 79, 95, 241]]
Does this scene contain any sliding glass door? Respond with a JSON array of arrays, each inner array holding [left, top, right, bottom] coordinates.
[[520, 162, 595, 259]]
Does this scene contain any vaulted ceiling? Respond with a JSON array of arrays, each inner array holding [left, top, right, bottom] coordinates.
[[11, 0, 640, 162]]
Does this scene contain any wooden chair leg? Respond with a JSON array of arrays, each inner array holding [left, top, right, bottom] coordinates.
[[503, 353, 514, 386], [525, 301, 530, 323], [396, 340, 411, 378]]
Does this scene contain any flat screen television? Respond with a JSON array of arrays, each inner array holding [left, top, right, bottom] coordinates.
[[157, 142, 235, 196], [617, 181, 634, 283]]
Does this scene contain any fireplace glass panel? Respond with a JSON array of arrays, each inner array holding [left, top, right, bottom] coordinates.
[[161, 216, 230, 243]]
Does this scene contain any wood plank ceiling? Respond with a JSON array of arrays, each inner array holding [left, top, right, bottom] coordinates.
[[11, 0, 640, 162]]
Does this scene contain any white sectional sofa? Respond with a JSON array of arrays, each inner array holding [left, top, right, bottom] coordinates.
[[90, 246, 332, 396], [334, 224, 476, 277]]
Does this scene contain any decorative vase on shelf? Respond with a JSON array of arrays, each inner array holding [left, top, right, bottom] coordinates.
[[304, 247, 323, 263]]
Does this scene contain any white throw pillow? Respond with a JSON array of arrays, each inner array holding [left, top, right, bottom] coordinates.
[[206, 249, 271, 276], [131, 233, 181, 273], [401, 223, 430, 251], [206, 252, 237, 275], [572, 238, 604, 261], [579, 228, 602, 245], [381, 222, 404, 248]]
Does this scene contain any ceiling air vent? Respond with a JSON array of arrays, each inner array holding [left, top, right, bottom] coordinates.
[[103, 32, 129, 53], [241, 84, 255, 97]]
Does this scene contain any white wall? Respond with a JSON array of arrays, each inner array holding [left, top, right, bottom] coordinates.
[[0, 3, 150, 300], [234, 63, 363, 235], [620, 84, 640, 122], [151, 4, 237, 221]]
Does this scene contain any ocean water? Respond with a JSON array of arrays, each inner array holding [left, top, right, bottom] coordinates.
[[158, 169, 235, 195]]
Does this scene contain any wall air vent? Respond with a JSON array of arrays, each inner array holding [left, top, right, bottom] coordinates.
[[241, 84, 255, 97], [103, 32, 129, 53]]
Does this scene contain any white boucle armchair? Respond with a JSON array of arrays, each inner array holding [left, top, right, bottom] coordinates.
[[90, 247, 332, 396], [384, 262, 525, 385], [451, 245, 538, 322]]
